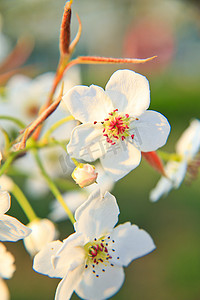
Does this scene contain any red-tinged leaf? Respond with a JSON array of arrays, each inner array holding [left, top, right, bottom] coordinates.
[[142, 151, 166, 176]]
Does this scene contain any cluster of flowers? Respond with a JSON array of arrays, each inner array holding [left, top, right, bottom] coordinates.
[[0, 1, 200, 299]]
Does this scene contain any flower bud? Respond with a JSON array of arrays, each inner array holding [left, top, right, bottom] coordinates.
[[23, 219, 58, 257], [72, 163, 98, 188]]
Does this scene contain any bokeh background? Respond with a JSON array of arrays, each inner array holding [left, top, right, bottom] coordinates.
[[0, 0, 200, 299]]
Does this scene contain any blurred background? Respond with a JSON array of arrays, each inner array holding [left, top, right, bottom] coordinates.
[[0, 0, 200, 299]]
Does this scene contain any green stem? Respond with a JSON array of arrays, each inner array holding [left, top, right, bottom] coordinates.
[[0, 115, 26, 129], [0, 152, 18, 176], [42, 115, 75, 140], [157, 150, 182, 162], [0, 128, 10, 152], [33, 150, 75, 225], [11, 183, 38, 223]]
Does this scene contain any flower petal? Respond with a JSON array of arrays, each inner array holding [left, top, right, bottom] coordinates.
[[108, 222, 156, 267], [54, 233, 85, 273], [0, 243, 15, 279], [0, 190, 10, 215], [100, 141, 141, 181], [132, 110, 170, 152], [33, 240, 65, 278], [105, 69, 150, 116], [67, 124, 106, 162], [74, 189, 119, 241], [176, 119, 200, 159], [0, 215, 31, 242], [75, 265, 125, 300], [63, 84, 113, 123], [150, 160, 187, 202], [0, 278, 10, 300], [55, 265, 84, 300]]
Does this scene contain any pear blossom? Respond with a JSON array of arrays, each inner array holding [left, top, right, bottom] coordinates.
[[0, 66, 80, 131], [72, 163, 98, 188], [0, 242, 15, 300], [49, 164, 114, 222], [23, 218, 58, 257], [63, 69, 170, 181], [34, 189, 155, 300], [150, 119, 200, 202], [0, 189, 31, 241]]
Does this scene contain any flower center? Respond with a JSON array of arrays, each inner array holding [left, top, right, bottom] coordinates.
[[84, 236, 119, 278], [94, 109, 135, 145]]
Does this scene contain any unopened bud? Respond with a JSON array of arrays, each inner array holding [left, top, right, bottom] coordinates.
[[72, 163, 98, 188]]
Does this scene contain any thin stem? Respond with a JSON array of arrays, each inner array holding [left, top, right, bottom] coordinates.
[[42, 115, 75, 140], [12, 182, 38, 223], [33, 150, 75, 225], [0, 152, 18, 177], [157, 150, 182, 162], [0, 115, 26, 129]]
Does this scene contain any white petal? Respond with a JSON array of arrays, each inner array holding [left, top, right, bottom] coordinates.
[[63, 84, 113, 123], [76, 265, 125, 300], [54, 233, 85, 273], [133, 110, 170, 152], [0, 215, 31, 242], [100, 141, 141, 181], [176, 119, 200, 159], [67, 124, 106, 162], [0, 190, 10, 215], [0, 278, 10, 300], [75, 189, 119, 240], [105, 69, 150, 116], [23, 219, 58, 257], [0, 243, 15, 279], [55, 265, 84, 300], [108, 223, 156, 267], [33, 240, 65, 278], [150, 160, 187, 202]]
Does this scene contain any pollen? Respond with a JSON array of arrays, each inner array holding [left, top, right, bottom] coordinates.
[[84, 236, 116, 277], [102, 109, 133, 144]]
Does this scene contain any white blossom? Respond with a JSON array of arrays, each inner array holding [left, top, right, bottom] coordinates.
[[34, 189, 155, 300], [63, 69, 170, 181], [0, 242, 15, 300], [23, 218, 58, 257], [0, 189, 31, 242], [150, 119, 200, 202]]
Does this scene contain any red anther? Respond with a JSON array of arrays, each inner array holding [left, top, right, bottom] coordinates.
[[125, 114, 129, 118], [131, 134, 134, 139], [114, 109, 118, 112], [101, 243, 104, 248], [104, 118, 109, 121], [94, 121, 97, 124], [114, 136, 119, 139], [126, 125, 129, 129], [111, 142, 116, 145], [121, 136, 125, 141], [136, 118, 139, 120], [104, 247, 108, 253], [103, 134, 108, 137], [103, 128, 105, 133]]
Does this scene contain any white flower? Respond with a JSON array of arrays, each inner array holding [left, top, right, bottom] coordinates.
[[72, 163, 98, 188], [0, 189, 31, 242], [0, 243, 15, 279], [33, 189, 155, 300], [49, 164, 114, 222], [0, 175, 14, 192], [23, 218, 58, 257], [63, 69, 170, 181], [0, 66, 80, 131], [0, 242, 15, 300], [150, 119, 200, 202]]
